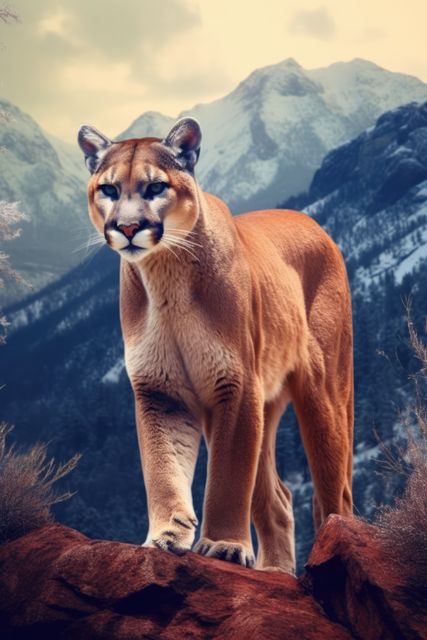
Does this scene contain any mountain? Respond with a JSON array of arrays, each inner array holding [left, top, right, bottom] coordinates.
[[0, 99, 91, 303], [120, 58, 427, 212], [2, 100, 427, 570], [2, 59, 427, 304], [285, 101, 427, 292]]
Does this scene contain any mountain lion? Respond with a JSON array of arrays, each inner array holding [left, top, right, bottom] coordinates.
[[78, 118, 353, 574]]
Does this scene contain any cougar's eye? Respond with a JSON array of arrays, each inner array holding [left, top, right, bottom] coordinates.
[[99, 184, 119, 200], [144, 182, 168, 199]]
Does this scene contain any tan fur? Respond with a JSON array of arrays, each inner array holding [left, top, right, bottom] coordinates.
[[81, 129, 353, 574]]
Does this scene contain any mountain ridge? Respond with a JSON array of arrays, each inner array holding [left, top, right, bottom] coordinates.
[[282, 100, 427, 292], [119, 57, 427, 214], [0, 98, 91, 303], [2, 57, 427, 303]]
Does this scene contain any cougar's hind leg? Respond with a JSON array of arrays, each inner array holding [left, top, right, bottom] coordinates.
[[289, 333, 353, 531], [251, 389, 296, 574]]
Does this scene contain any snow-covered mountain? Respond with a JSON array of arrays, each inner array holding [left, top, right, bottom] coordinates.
[[120, 58, 427, 212], [0, 99, 91, 303], [289, 100, 427, 293], [2, 58, 427, 304], [3, 100, 427, 568]]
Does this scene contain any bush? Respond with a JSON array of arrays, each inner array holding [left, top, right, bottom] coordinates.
[[376, 450, 427, 594], [0, 423, 80, 543], [375, 313, 427, 596]]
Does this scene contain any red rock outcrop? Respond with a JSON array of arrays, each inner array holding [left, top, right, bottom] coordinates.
[[302, 515, 427, 640], [0, 523, 350, 639], [0, 517, 425, 639]]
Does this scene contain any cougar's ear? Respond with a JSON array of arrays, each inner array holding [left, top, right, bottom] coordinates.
[[163, 117, 202, 172], [78, 125, 113, 174]]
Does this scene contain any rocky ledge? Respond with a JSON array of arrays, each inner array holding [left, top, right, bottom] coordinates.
[[0, 516, 425, 639]]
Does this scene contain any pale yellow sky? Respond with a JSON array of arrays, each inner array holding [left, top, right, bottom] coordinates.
[[1, 0, 426, 142]]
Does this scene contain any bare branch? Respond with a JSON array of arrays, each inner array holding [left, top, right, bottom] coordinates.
[[0, 201, 30, 291], [0, 201, 28, 238], [0, 109, 14, 124], [0, 6, 19, 23]]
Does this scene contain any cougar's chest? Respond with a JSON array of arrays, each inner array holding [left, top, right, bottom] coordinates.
[[125, 305, 240, 411]]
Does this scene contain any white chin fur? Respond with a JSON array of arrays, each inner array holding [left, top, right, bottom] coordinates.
[[120, 250, 147, 263]]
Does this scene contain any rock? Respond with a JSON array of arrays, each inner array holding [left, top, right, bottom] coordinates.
[[0, 523, 351, 639], [302, 515, 427, 640], [2, 517, 425, 639]]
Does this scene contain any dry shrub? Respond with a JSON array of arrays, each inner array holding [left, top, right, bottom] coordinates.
[[0, 423, 80, 543], [376, 451, 427, 583], [375, 311, 427, 597]]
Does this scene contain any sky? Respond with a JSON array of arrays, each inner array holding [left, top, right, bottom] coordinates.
[[1, 0, 427, 143]]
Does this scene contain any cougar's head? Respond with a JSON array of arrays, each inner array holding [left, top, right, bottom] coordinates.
[[77, 118, 202, 262]]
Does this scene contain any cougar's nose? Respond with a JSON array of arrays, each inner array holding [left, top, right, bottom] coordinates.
[[118, 223, 140, 238]]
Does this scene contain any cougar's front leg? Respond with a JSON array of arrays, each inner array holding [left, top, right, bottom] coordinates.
[[194, 381, 263, 568], [134, 384, 201, 555]]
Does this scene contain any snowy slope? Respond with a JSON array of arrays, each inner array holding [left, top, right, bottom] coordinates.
[[0, 99, 91, 303], [295, 101, 427, 293], [307, 59, 427, 136], [121, 58, 427, 212]]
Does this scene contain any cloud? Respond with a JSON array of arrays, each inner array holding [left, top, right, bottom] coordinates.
[[288, 6, 336, 41], [356, 26, 386, 43], [145, 27, 231, 101], [0, 0, 202, 138], [37, 12, 69, 37], [62, 0, 201, 62]]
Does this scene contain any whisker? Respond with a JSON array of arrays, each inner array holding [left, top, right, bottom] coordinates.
[[166, 228, 199, 238], [77, 230, 104, 242], [73, 234, 105, 254], [80, 244, 105, 270], [163, 234, 203, 249], [171, 244, 198, 262], [73, 239, 104, 253], [162, 235, 200, 262], [66, 229, 101, 242], [167, 240, 202, 255], [162, 239, 181, 262], [85, 236, 105, 247], [175, 239, 203, 249], [67, 226, 100, 241]]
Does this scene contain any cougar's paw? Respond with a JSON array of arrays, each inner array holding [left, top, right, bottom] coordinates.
[[193, 537, 255, 568], [143, 512, 198, 556]]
